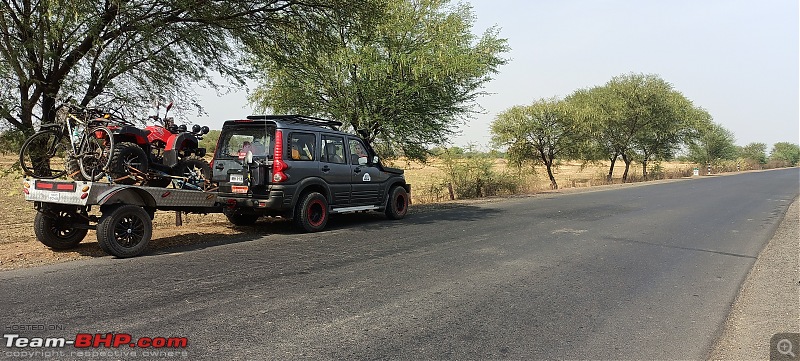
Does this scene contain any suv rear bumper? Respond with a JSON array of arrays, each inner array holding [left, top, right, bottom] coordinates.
[[217, 189, 292, 215]]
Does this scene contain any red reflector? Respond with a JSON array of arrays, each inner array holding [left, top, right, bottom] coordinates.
[[232, 185, 249, 193], [56, 183, 76, 191], [22, 188, 29, 195], [35, 181, 54, 190], [80, 193, 88, 199], [161, 191, 171, 198]]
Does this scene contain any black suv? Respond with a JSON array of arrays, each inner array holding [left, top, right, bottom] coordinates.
[[212, 115, 410, 231]]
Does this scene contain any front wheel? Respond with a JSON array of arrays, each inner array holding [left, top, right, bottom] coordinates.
[[294, 192, 328, 232], [174, 155, 211, 190], [385, 186, 409, 220], [108, 142, 149, 185], [96, 205, 152, 258]]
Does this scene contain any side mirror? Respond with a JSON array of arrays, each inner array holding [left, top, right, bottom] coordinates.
[[358, 156, 368, 166], [245, 150, 254, 164]]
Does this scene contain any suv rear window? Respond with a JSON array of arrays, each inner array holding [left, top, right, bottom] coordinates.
[[217, 128, 273, 159]]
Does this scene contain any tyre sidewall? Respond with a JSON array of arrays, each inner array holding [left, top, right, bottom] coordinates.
[[97, 205, 152, 258], [386, 186, 409, 220], [295, 192, 328, 232], [33, 209, 88, 250]]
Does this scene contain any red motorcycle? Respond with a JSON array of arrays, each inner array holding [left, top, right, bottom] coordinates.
[[104, 103, 212, 188]]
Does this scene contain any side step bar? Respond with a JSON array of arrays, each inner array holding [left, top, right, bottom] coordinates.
[[330, 205, 380, 214]]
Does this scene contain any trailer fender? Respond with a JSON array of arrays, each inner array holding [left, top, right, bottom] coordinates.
[[97, 187, 157, 212]]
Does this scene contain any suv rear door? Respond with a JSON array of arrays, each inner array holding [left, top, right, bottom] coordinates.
[[213, 124, 274, 190], [319, 134, 351, 205]]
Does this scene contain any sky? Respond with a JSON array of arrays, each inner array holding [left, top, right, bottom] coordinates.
[[195, 0, 799, 150]]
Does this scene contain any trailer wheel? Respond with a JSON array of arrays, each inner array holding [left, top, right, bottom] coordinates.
[[97, 205, 152, 258], [294, 192, 328, 232], [34, 208, 88, 250]]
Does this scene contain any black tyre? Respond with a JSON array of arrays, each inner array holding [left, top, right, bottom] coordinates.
[[19, 129, 69, 179], [78, 126, 114, 181], [175, 155, 211, 190], [33, 207, 89, 250], [66, 154, 85, 181], [96, 205, 152, 258], [385, 186, 409, 220], [223, 210, 260, 226], [108, 142, 149, 185], [294, 192, 329, 232]]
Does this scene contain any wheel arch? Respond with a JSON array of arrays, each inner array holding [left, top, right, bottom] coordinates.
[[97, 187, 157, 215], [290, 177, 330, 210]]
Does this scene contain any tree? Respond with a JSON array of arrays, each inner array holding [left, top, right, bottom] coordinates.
[[686, 121, 738, 165], [248, 0, 509, 161], [739, 142, 767, 165], [0, 0, 359, 133], [769, 142, 800, 166], [567, 73, 701, 182], [491, 98, 582, 189]]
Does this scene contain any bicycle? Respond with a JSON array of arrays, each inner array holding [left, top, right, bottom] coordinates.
[[19, 104, 116, 181]]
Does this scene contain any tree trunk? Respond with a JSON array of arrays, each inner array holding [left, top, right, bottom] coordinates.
[[545, 162, 558, 189], [621, 154, 631, 182], [642, 160, 648, 180], [607, 154, 618, 182]]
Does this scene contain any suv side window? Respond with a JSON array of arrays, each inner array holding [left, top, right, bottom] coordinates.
[[348, 139, 368, 165], [290, 132, 316, 161], [321, 136, 346, 164]]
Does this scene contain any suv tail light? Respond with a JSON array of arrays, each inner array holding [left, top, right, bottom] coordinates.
[[272, 129, 288, 182]]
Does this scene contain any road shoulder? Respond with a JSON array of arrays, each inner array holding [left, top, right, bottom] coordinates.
[[708, 197, 800, 359]]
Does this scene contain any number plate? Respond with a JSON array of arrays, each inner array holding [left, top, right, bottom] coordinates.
[[47, 192, 60, 202], [229, 174, 244, 183]]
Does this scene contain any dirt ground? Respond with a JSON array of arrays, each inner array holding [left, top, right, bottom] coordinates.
[[0, 154, 707, 271]]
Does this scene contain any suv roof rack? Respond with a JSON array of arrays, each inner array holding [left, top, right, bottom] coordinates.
[[246, 115, 343, 130]]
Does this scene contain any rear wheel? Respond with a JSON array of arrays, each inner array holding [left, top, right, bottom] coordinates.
[[223, 210, 260, 226], [294, 192, 328, 232], [108, 142, 149, 185], [33, 206, 89, 250], [175, 155, 211, 190], [385, 186, 409, 220], [96, 205, 152, 258], [78, 126, 114, 181]]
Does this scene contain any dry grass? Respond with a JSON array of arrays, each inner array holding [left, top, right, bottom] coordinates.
[[0, 153, 709, 270]]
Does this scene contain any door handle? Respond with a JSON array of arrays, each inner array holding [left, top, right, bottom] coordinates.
[[353, 167, 361, 173], [321, 165, 330, 172]]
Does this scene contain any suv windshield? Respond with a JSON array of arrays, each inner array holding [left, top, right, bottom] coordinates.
[[217, 128, 273, 159]]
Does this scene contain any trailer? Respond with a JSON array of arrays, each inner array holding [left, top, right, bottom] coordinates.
[[23, 178, 222, 258]]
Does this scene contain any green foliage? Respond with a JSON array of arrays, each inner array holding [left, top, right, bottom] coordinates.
[[769, 142, 800, 166], [438, 149, 520, 199], [490, 98, 583, 189], [686, 121, 738, 164], [248, 0, 510, 161], [566, 73, 703, 181], [738, 142, 767, 165], [199, 130, 221, 156], [0, 129, 27, 155], [0, 0, 360, 131]]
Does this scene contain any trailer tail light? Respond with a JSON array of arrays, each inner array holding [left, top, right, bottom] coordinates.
[[272, 129, 288, 182], [35, 181, 76, 192]]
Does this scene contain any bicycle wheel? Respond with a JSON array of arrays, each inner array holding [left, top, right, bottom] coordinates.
[[19, 129, 69, 179], [78, 126, 114, 181]]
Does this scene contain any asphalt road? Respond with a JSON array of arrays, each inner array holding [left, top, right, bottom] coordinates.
[[1, 169, 798, 360]]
